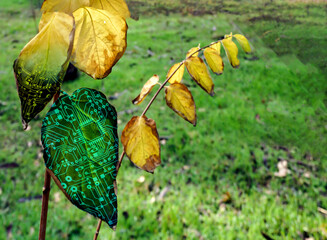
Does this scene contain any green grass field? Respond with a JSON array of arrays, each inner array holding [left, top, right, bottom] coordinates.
[[0, 1, 327, 239]]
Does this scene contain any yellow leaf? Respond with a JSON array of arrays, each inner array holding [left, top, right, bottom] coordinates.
[[41, 0, 90, 14], [165, 83, 196, 126], [204, 47, 224, 75], [233, 34, 251, 54], [186, 45, 200, 58], [71, 7, 127, 79], [13, 12, 74, 128], [90, 0, 130, 19], [211, 42, 221, 54], [167, 62, 184, 84], [221, 38, 240, 68], [41, 0, 130, 19], [132, 75, 159, 105], [185, 56, 214, 96], [121, 116, 161, 173], [38, 11, 71, 32]]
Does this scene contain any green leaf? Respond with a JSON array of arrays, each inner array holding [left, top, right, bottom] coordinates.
[[41, 88, 118, 229]]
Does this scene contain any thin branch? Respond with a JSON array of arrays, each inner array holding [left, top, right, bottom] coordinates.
[[116, 151, 126, 172], [93, 219, 102, 240], [38, 91, 60, 240], [93, 37, 225, 239], [38, 169, 51, 240]]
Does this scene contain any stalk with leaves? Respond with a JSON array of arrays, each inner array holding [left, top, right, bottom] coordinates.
[[94, 33, 252, 237], [12, 0, 251, 239]]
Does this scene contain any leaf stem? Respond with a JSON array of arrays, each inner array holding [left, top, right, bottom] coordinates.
[[38, 169, 51, 240], [93, 219, 102, 240]]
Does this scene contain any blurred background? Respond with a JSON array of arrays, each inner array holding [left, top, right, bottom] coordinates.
[[1, 0, 327, 239]]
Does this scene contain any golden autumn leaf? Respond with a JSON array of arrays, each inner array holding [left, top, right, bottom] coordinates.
[[41, 0, 130, 19], [13, 12, 74, 129], [165, 83, 196, 126], [186, 45, 200, 58], [71, 7, 127, 79], [233, 34, 251, 54], [41, 0, 90, 14], [185, 56, 215, 96], [167, 62, 184, 84], [121, 116, 161, 173], [132, 75, 159, 105], [221, 38, 240, 68], [204, 47, 224, 75], [90, 0, 130, 19], [211, 42, 221, 54]]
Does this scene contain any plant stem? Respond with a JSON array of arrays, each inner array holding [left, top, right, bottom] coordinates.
[[38, 91, 60, 240], [93, 37, 224, 239], [93, 219, 102, 240], [38, 169, 51, 240]]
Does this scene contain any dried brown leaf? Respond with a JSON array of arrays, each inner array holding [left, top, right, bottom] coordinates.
[[132, 75, 159, 105], [165, 83, 196, 126], [167, 63, 184, 84], [185, 56, 214, 96], [121, 116, 161, 173]]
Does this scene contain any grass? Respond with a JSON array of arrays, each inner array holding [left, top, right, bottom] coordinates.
[[0, 1, 327, 239]]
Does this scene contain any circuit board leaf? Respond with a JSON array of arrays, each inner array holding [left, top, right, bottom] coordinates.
[[41, 88, 119, 229]]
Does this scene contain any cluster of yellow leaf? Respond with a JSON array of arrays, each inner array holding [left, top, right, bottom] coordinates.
[[14, 0, 130, 127], [40, 0, 130, 79], [122, 33, 251, 173]]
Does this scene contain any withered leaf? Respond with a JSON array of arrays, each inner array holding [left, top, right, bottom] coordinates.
[[132, 75, 159, 105], [221, 38, 240, 68], [165, 83, 196, 126], [41, 0, 90, 14], [211, 42, 221, 54], [71, 7, 127, 79], [90, 0, 130, 19], [233, 34, 251, 54], [204, 47, 224, 75], [186, 45, 200, 58], [167, 62, 184, 84], [121, 116, 161, 173], [185, 56, 214, 96], [41, 0, 130, 19]]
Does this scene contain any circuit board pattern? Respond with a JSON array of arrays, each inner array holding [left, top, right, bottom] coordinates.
[[14, 59, 65, 128], [41, 88, 118, 228]]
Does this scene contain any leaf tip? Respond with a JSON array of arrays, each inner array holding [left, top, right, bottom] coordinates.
[[209, 87, 215, 97]]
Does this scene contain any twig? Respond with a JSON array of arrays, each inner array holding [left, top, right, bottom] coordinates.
[[38, 169, 51, 240], [93, 219, 102, 240], [93, 37, 224, 239], [38, 91, 60, 240]]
